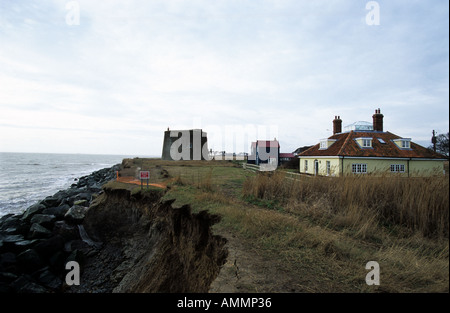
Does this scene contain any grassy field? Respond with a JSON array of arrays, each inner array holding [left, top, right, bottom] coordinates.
[[117, 158, 449, 293]]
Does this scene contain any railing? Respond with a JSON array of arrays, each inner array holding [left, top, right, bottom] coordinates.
[[284, 171, 303, 181], [242, 163, 260, 172], [242, 163, 285, 172], [242, 163, 307, 181]]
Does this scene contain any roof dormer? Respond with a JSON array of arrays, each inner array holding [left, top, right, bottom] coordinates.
[[319, 138, 337, 150], [354, 137, 373, 148], [392, 138, 411, 150]]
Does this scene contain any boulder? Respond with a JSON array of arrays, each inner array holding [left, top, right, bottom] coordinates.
[[0, 215, 29, 235], [10, 275, 48, 293], [38, 268, 63, 291], [66, 249, 86, 267], [21, 203, 46, 221], [42, 204, 70, 219], [34, 235, 65, 259], [74, 193, 91, 203], [0, 213, 15, 222], [42, 196, 61, 208], [0, 271, 18, 284], [28, 223, 52, 239], [52, 220, 79, 241], [30, 214, 56, 228], [88, 183, 102, 192], [76, 178, 87, 188], [13, 239, 38, 253], [73, 199, 88, 206], [1, 234, 25, 250], [16, 249, 44, 273], [64, 205, 88, 224], [48, 251, 66, 273], [0, 252, 17, 269]]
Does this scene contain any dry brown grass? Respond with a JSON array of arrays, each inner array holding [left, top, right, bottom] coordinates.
[[243, 172, 449, 239]]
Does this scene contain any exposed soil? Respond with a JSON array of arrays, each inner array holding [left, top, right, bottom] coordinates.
[[66, 184, 228, 293]]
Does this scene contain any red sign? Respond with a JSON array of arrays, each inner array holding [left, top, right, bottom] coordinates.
[[140, 171, 150, 180]]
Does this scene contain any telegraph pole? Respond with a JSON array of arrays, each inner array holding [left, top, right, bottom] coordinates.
[[432, 130, 437, 152]]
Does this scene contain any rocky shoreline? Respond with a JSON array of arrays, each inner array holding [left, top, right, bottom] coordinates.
[[0, 165, 120, 292], [0, 162, 228, 293]]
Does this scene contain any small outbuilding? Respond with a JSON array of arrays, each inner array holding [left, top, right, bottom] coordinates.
[[248, 139, 280, 166]]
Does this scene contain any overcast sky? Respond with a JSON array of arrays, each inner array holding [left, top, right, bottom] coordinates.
[[0, 0, 448, 156]]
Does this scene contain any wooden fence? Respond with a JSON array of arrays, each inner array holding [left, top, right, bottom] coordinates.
[[242, 163, 307, 182], [242, 163, 260, 172]]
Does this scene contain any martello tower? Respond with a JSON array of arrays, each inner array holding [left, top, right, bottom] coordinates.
[[161, 128, 209, 161]]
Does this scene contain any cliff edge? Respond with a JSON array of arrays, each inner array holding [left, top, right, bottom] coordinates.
[[76, 182, 228, 292]]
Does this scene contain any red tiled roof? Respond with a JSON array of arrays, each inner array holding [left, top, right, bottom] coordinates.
[[299, 131, 446, 159], [280, 153, 295, 158]]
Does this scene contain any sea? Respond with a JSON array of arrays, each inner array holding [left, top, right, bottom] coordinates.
[[0, 152, 134, 218]]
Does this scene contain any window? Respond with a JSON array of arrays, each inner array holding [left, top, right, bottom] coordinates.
[[355, 137, 372, 148], [304, 160, 308, 172], [352, 163, 367, 174], [362, 139, 372, 147], [390, 164, 405, 173], [320, 139, 336, 150], [326, 161, 331, 175], [393, 138, 411, 149], [377, 138, 385, 144]]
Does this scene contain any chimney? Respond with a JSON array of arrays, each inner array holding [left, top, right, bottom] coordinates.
[[333, 116, 342, 135], [372, 108, 384, 132]]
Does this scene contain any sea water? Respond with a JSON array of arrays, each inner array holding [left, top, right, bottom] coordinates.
[[0, 152, 130, 217]]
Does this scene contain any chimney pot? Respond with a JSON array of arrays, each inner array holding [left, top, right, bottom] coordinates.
[[372, 109, 384, 132], [333, 115, 342, 135]]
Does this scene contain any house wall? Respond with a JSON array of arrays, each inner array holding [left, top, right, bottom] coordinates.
[[299, 157, 445, 177], [342, 158, 408, 176], [299, 157, 340, 176], [342, 158, 445, 177], [409, 160, 445, 176]]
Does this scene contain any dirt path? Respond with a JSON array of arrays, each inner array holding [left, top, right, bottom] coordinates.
[[209, 229, 316, 293], [115, 175, 167, 189]]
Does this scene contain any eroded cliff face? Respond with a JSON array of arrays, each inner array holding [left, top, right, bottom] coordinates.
[[75, 185, 228, 293]]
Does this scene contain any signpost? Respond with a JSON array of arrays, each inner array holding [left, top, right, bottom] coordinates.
[[140, 171, 150, 189]]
